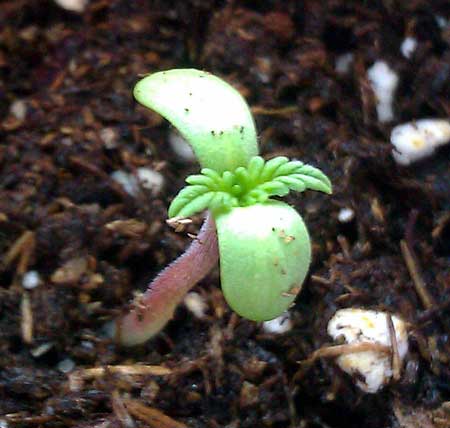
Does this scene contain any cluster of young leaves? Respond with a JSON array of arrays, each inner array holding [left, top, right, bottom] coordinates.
[[169, 156, 332, 218]]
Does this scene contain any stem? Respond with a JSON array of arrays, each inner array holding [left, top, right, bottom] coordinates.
[[115, 213, 219, 346]]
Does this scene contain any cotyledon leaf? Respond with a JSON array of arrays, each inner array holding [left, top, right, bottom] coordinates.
[[215, 201, 311, 321], [134, 69, 259, 173]]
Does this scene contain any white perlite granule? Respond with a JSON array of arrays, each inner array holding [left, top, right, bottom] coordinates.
[[54, 0, 88, 13], [391, 119, 450, 165], [338, 207, 355, 223], [111, 168, 164, 196], [136, 168, 164, 194], [262, 312, 293, 334], [400, 37, 417, 59], [367, 61, 399, 123], [9, 100, 27, 120], [22, 271, 41, 290], [111, 170, 139, 196], [183, 292, 208, 319], [327, 308, 408, 393]]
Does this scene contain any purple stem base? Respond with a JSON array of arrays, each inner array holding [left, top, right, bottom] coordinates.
[[115, 213, 219, 346]]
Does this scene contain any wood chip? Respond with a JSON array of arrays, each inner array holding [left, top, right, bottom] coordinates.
[[124, 399, 187, 428], [51, 257, 88, 284], [105, 219, 147, 238], [69, 364, 172, 391]]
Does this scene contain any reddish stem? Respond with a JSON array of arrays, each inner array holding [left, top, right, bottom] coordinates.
[[115, 213, 219, 346]]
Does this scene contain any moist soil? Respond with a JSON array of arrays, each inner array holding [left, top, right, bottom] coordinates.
[[1, 1, 449, 427]]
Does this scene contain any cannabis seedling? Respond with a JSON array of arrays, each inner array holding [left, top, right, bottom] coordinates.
[[115, 69, 331, 346]]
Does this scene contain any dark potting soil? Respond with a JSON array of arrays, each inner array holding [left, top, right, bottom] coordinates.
[[0, 1, 449, 427]]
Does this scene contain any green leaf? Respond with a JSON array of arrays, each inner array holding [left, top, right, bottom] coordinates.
[[215, 201, 311, 321], [251, 156, 332, 199], [185, 174, 215, 187], [260, 157, 289, 182], [168, 185, 209, 218], [169, 185, 238, 218], [134, 69, 259, 173], [168, 156, 332, 218]]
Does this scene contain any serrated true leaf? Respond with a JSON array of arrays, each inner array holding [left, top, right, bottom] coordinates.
[[169, 191, 215, 218], [168, 185, 210, 218], [251, 157, 332, 198]]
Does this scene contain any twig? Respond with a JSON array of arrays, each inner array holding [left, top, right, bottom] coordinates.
[[21, 292, 33, 344], [400, 240, 434, 309], [2, 230, 34, 269], [4, 414, 55, 425], [251, 105, 299, 116], [387, 314, 401, 381]]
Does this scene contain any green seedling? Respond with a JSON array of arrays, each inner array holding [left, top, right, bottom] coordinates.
[[115, 69, 331, 346]]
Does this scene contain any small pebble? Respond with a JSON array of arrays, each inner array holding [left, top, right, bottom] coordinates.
[[400, 37, 417, 59], [137, 167, 164, 194], [30, 342, 54, 358], [367, 61, 399, 123], [61, 137, 73, 147], [100, 127, 118, 149], [262, 312, 292, 334], [254, 56, 272, 83], [435, 15, 448, 29], [169, 131, 196, 162], [9, 100, 27, 120], [184, 292, 208, 319], [391, 119, 450, 165], [335, 53, 354, 75], [338, 207, 355, 223], [81, 340, 94, 350], [22, 270, 41, 290], [54, 0, 88, 13], [45, 406, 55, 416], [328, 308, 408, 393], [58, 358, 76, 373]]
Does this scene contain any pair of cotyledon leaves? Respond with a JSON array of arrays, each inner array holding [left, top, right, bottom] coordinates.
[[134, 69, 331, 322]]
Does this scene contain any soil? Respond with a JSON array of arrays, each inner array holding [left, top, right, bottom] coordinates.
[[1, 1, 449, 427]]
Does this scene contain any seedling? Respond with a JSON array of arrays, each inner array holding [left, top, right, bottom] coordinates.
[[115, 69, 331, 346]]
